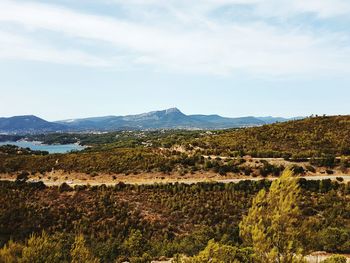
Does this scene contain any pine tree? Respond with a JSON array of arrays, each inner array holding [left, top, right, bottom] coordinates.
[[21, 232, 64, 263], [239, 170, 305, 263], [70, 234, 99, 263], [0, 240, 23, 263], [121, 230, 144, 257]]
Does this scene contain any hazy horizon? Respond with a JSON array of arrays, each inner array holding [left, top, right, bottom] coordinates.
[[0, 106, 344, 123], [1, 0, 350, 120]]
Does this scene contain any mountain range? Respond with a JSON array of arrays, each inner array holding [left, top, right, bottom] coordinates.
[[0, 108, 301, 134]]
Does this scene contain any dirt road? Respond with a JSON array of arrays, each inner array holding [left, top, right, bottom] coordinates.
[[1, 174, 349, 186]]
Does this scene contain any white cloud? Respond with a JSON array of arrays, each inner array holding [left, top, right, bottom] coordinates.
[[0, 0, 349, 76], [0, 30, 113, 67], [111, 0, 350, 18]]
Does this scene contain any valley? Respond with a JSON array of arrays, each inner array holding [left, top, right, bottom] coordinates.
[[0, 115, 349, 263], [2, 1, 350, 261]]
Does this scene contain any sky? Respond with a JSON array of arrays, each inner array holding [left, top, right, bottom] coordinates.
[[0, 0, 349, 120]]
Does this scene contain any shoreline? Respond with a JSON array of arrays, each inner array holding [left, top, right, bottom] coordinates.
[[0, 140, 86, 153]]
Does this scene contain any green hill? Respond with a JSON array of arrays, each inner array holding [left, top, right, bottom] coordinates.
[[194, 115, 350, 157], [1, 116, 349, 175]]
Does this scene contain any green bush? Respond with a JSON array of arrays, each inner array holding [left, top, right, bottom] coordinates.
[[321, 255, 347, 263]]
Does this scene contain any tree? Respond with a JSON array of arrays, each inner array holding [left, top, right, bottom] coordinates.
[[70, 234, 99, 263], [121, 230, 144, 257], [21, 232, 64, 263], [0, 240, 23, 263], [239, 170, 305, 263]]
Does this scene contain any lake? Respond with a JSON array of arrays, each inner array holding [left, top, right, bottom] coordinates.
[[0, 141, 85, 154]]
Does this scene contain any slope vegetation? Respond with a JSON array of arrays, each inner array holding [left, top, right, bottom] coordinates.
[[194, 115, 350, 157]]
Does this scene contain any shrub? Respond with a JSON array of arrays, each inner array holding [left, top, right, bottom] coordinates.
[[0, 240, 23, 262], [16, 171, 29, 183], [319, 227, 350, 252], [321, 255, 347, 263], [71, 234, 99, 263], [58, 182, 72, 192], [182, 240, 253, 263], [21, 232, 65, 263], [306, 165, 316, 173]]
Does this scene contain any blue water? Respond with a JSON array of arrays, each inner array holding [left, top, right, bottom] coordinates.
[[0, 141, 85, 154]]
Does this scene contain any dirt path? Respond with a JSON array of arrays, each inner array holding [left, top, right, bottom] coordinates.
[[1, 173, 349, 186]]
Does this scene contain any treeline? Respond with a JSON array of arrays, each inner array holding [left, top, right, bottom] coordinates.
[[1, 146, 349, 176], [0, 148, 191, 174], [191, 115, 350, 158], [0, 130, 204, 148], [0, 179, 349, 262], [0, 145, 49, 156]]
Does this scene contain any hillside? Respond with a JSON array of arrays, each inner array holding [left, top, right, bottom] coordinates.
[[1, 116, 349, 177], [0, 115, 67, 134], [0, 180, 348, 261], [194, 115, 350, 157]]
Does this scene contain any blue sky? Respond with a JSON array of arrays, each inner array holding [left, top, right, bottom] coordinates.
[[0, 0, 349, 120]]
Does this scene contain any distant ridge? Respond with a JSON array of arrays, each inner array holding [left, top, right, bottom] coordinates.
[[0, 115, 67, 134], [0, 108, 302, 134]]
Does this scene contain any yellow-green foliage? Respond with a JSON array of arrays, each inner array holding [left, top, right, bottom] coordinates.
[[321, 255, 348, 263], [0, 240, 23, 263], [71, 234, 99, 263], [0, 233, 99, 263], [239, 170, 305, 263], [182, 240, 252, 263], [121, 230, 144, 257], [20, 232, 65, 263], [0, 232, 66, 263]]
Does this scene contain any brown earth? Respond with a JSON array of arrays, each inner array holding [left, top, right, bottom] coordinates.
[[1, 170, 349, 186]]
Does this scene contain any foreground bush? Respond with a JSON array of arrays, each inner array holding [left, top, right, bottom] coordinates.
[[321, 255, 348, 263], [0, 232, 98, 263], [0, 178, 349, 262], [182, 240, 253, 263]]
